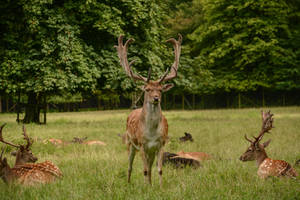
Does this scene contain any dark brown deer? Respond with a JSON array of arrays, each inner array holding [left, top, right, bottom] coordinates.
[[162, 152, 201, 168], [0, 124, 63, 185], [0, 124, 37, 166], [239, 111, 298, 179], [115, 34, 182, 186], [179, 132, 194, 142]]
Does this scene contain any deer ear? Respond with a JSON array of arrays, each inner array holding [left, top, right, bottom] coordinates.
[[263, 139, 271, 148], [162, 83, 174, 92]]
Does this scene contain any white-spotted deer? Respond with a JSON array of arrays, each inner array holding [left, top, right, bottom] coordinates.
[[239, 111, 298, 179], [0, 124, 63, 185], [115, 34, 182, 186]]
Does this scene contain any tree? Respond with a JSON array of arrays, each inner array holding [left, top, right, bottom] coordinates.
[[189, 0, 300, 93], [0, 0, 100, 123], [0, 0, 173, 122]]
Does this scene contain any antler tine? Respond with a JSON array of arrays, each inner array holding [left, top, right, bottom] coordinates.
[[159, 33, 182, 83], [22, 125, 33, 149], [146, 67, 152, 83], [244, 134, 253, 143], [254, 110, 274, 144], [0, 123, 20, 148], [115, 35, 147, 82]]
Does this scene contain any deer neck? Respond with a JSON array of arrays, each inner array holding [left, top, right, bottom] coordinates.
[[142, 100, 162, 138], [143, 100, 161, 120], [14, 153, 22, 166], [255, 150, 268, 167]]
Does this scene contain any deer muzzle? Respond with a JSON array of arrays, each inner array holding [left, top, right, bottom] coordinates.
[[153, 97, 160, 104]]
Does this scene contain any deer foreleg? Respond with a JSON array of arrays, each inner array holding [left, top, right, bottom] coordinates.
[[128, 145, 136, 183], [141, 148, 155, 185]]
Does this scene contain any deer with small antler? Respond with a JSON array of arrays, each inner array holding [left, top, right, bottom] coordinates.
[[115, 34, 182, 186], [239, 111, 298, 179], [0, 124, 63, 185]]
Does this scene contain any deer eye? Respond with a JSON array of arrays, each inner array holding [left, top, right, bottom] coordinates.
[[145, 88, 150, 92]]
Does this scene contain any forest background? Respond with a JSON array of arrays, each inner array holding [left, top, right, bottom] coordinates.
[[1, 0, 300, 123]]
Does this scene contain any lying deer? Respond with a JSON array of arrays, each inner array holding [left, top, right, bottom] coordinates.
[[72, 137, 106, 146], [176, 151, 211, 162], [115, 34, 182, 186], [179, 132, 194, 142], [239, 111, 298, 179], [46, 137, 106, 146], [0, 124, 63, 185], [162, 152, 201, 168]]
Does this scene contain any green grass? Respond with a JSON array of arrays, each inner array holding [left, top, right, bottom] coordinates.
[[0, 107, 299, 200]]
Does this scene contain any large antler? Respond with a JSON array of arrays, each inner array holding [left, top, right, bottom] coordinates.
[[115, 35, 149, 82], [0, 123, 20, 148], [22, 125, 33, 149], [245, 111, 274, 144], [159, 34, 182, 83]]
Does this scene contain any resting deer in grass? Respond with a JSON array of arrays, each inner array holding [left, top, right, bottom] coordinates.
[[239, 111, 298, 179], [176, 151, 211, 162], [115, 34, 182, 186], [0, 124, 63, 185], [46, 137, 106, 146]]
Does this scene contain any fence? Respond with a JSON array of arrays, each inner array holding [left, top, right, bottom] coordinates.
[[1, 89, 299, 114]]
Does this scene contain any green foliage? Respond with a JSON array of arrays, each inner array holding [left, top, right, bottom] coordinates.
[[0, 0, 100, 95], [189, 0, 300, 92]]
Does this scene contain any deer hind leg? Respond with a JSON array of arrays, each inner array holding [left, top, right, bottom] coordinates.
[[128, 144, 136, 183], [157, 149, 164, 187]]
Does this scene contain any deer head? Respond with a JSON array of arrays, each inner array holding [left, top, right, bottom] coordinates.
[[115, 34, 182, 107], [239, 111, 274, 162], [72, 137, 88, 144], [0, 124, 37, 165]]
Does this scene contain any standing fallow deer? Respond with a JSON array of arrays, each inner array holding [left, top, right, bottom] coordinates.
[[115, 34, 182, 186], [0, 123, 37, 166], [239, 111, 298, 179], [0, 124, 63, 185]]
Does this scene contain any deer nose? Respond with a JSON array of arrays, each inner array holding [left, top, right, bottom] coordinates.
[[239, 156, 244, 161]]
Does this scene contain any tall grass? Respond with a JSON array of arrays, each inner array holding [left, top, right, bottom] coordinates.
[[0, 107, 299, 200]]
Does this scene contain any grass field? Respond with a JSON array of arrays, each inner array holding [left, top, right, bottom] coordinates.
[[0, 107, 299, 200]]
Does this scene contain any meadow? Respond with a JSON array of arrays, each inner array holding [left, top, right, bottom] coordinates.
[[0, 107, 299, 200]]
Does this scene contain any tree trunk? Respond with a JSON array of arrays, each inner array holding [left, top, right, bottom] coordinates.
[[192, 94, 195, 109], [182, 94, 184, 110], [0, 96, 2, 113], [238, 93, 241, 109], [23, 92, 40, 124], [262, 88, 265, 107]]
